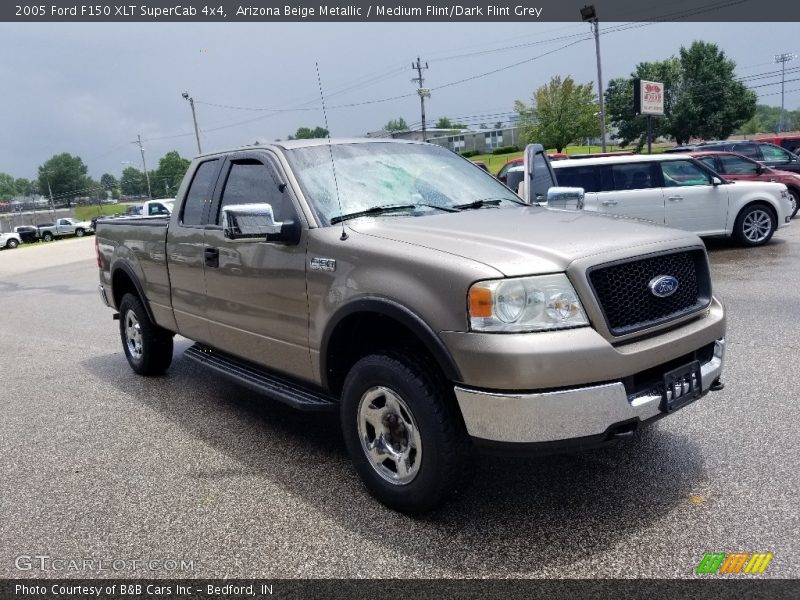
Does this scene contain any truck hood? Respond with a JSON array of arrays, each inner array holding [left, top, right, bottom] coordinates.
[[347, 206, 700, 277]]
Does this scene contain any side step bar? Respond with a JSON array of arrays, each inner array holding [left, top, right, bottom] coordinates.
[[184, 344, 338, 412]]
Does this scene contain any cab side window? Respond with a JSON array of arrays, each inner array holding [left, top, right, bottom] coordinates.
[[660, 160, 711, 187], [732, 143, 759, 159], [181, 160, 219, 226], [718, 155, 759, 175], [217, 160, 294, 224], [610, 163, 658, 191], [759, 144, 792, 163]]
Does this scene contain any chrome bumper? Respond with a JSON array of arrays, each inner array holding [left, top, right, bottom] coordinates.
[[455, 337, 725, 444]]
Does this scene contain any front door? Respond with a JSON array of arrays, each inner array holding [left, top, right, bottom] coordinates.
[[203, 152, 313, 381], [661, 159, 727, 235]]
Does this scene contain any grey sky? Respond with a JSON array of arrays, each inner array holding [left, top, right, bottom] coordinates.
[[1, 21, 797, 180]]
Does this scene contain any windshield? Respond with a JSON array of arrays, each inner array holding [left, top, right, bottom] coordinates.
[[285, 142, 522, 226]]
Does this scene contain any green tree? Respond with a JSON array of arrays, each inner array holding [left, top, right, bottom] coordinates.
[[289, 126, 329, 140], [671, 41, 756, 143], [15, 177, 35, 197], [434, 117, 467, 129], [120, 166, 148, 197], [37, 153, 90, 207], [0, 173, 16, 200], [100, 173, 118, 192], [516, 76, 599, 152], [384, 117, 409, 131], [152, 151, 190, 196]]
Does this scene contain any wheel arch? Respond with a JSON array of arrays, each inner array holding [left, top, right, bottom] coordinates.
[[320, 297, 462, 395], [111, 263, 156, 323]]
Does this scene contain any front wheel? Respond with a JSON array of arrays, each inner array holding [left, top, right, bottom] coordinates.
[[75, 228, 85, 237], [733, 204, 776, 247], [788, 189, 799, 219], [6, 239, 18, 249], [340, 352, 473, 514], [118, 293, 174, 375]]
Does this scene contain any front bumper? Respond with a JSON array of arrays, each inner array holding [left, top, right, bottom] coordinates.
[[455, 337, 725, 447]]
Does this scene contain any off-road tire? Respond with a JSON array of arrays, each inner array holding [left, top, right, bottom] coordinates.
[[340, 351, 474, 514], [118, 293, 174, 375]]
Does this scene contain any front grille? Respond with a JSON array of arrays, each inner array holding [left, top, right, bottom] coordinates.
[[588, 250, 711, 336]]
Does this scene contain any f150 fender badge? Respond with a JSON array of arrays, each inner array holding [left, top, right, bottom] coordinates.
[[649, 275, 679, 297], [310, 257, 336, 272]]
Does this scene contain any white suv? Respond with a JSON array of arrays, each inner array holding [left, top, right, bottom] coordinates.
[[552, 154, 792, 246]]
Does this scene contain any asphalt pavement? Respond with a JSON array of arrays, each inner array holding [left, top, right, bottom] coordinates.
[[0, 228, 797, 579]]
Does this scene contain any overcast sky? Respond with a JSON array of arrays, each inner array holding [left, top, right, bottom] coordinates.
[[0, 20, 797, 180]]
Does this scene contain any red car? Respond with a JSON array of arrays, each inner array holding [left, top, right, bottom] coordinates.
[[496, 154, 567, 184], [690, 150, 800, 218]]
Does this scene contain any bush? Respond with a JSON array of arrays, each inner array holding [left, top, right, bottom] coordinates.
[[459, 150, 479, 158], [492, 145, 521, 155]]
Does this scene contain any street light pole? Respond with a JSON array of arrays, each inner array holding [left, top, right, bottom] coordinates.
[[774, 53, 797, 132], [582, 5, 607, 152], [182, 92, 202, 154]]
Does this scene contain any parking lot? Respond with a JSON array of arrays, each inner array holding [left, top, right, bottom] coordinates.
[[0, 229, 797, 578]]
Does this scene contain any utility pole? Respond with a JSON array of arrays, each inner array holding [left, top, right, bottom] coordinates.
[[774, 53, 797, 132], [412, 58, 430, 142], [134, 134, 152, 199], [182, 92, 202, 154], [46, 174, 55, 219], [581, 5, 607, 152]]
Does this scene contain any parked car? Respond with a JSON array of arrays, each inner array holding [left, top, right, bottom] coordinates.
[[37, 217, 94, 242], [0, 231, 22, 249], [13, 225, 39, 243], [551, 154, 793, 246], [754, 135, 800, 155], [495, 157, 523, 183], [665, 141, 800, 174], [96, 139, 726, 513], [689, 151, 800, 219], [471, 160, 489, 172]]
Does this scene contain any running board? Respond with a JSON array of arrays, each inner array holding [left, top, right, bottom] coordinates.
[[184, 344, 338, 412]]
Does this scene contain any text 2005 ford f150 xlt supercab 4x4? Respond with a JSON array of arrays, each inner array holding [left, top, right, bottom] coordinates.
[[96, 139, 726, 514]]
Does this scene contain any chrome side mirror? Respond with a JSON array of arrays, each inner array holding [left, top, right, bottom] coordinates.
[[711, 176, 723, 186], [222, 203, 282, 240], [546, 187, 585, 210]]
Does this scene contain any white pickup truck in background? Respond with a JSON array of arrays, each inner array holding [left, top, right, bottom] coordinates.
[[36, 217, 94, 242]]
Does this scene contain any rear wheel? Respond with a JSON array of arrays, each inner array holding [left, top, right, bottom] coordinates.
[[340, 352, 473, 514], [42, 232, 53, 242], [6, 239, 18, 249], [118, 293, 174, 375], [75, 228, 85, 237], [733, 204, 776, 247], [788, 189, 799, 219]]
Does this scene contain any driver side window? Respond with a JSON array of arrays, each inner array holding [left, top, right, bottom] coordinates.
[[217, 160, 294, 225]]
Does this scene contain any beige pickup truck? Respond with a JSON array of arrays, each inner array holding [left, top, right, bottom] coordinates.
[[96, 139, 726, 514]]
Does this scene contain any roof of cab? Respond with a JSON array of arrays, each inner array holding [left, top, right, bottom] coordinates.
[[191, 137, 425, 160]]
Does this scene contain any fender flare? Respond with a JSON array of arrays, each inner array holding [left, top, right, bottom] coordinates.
[[319, 296, 462, 389], [111, 262, 156, 324]]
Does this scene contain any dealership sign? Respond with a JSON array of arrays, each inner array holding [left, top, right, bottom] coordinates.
[[634, 79, 665, 115]]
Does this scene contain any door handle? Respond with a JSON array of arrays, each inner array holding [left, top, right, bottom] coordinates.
[[668, 196, 684, 202], [204, 247, 219, 268], [601, 200, 618, 206]]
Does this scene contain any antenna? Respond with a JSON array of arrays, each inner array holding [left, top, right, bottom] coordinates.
[[315, 61, 348, 241]]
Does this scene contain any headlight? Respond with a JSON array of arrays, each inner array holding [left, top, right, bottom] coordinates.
[[468, 274, 589, 332]]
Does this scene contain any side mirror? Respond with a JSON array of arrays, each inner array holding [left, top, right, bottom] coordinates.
[[755, 164, 765, 174], [546, 187, 585, 210], [222, 203, 298, 244], [711, 176, 723, 186]]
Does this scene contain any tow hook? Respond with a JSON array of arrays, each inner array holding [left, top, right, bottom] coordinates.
[[710, 378, 725, 391]]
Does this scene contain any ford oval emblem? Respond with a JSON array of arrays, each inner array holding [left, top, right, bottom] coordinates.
[[649, 275, 679, 298]]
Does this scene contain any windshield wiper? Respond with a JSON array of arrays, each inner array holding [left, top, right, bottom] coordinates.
[[453, 198, 510, 211], [330, 203, 457, 224]]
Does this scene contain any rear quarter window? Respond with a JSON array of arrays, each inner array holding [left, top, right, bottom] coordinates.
[[181, 160, 220, 226], [554, 165, 601, 193]]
